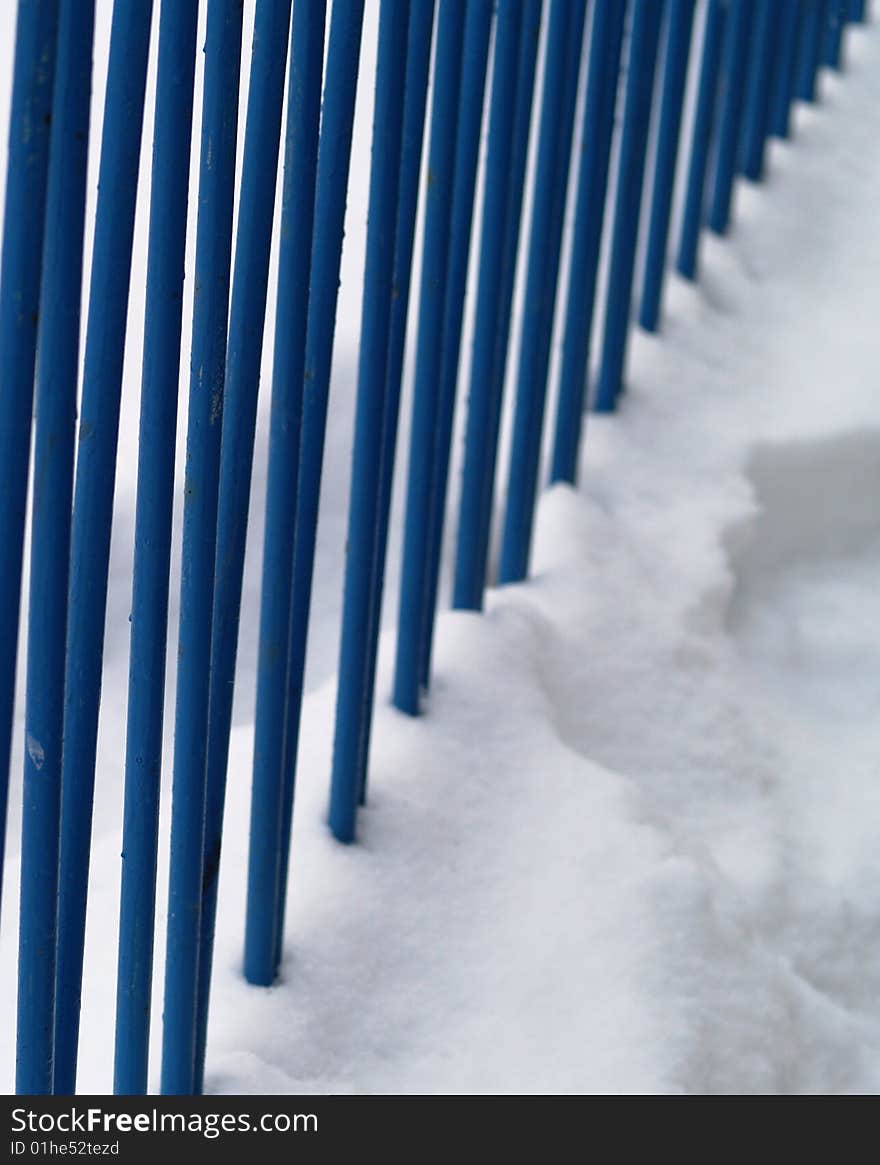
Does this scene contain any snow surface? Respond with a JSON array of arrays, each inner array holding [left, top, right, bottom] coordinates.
[[1, 3, 879, 1094]]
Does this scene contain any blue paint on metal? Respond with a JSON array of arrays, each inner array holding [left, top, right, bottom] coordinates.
[[677, 0, 727, 279], [550, 0, 627, 483], [16, 0, 90, 1098], [770, 0, 804, 140], [0, 0, 59, 956], [848, 0, 865, 19], [640, 0, 697, 334], [357, 0, 436, 806], [194, 0, 292, 1096], [392, 0, 467, 716], [741, 0, 783, 181], [114, 0, 199, 1099], [452, 0, 543, 611], [498, 0, 588, 581], [251, 0, 365, 982], [797, 0, 829, 102], [825, 0, 847, 67], [53, 0, 154, 1097], [592, 0, 666, 415], [418, 0, 494, 689], [243, 0, 326, 989], [330, 0, 411, 846], [161, 0, 242, 1097], [708, 0, 755, 235]]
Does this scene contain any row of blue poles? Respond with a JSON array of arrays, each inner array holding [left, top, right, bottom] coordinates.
[[0, 0, 869, 1095], [314, 0, 870, 871]]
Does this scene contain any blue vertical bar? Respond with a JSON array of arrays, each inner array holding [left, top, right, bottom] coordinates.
[[194, 0, 292, 1095], [592, 0, 665, 416], [357, 0, 436, 805], [53, 0, 154, 1097], [797, 0, 828, 102], [639, 0, 696, 334], [418, 0, 494, 689], [741, 0, 783, 181], [848, 0, 865, 19], [452, 0, 543, 611], [707, 0, 754, 235], [498, 0, 588, 582], [161, 0, 243, 1097], [770, 0, 803, 139], [243, 0, 326, 989], [825, 0, 847, 66], [550, 0, 627, 485], [114, 0, 199, 1099], [245, 0, 365, 983], [392, 0, 466, 716], [677, 0, 726, 280], [16, 0, 91, 1098], [0, 0, 59, 931], [329, 0, 411, 846]]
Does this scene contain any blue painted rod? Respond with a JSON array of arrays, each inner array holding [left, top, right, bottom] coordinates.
[[16, 0, 91, 1098], [244, 0, 365, 983], [708, 0, 755, 235], [243, 0, 326, 988], [770, 0, 804, 139], [498, 0, 588, 582], [550, 0, 627, 485], [161, 0, 243, 1097], [392, 0, 467, 716], [330, 0, 411, 846], [452, 0, 542, 611], [0, 0, 59, 935], [114, 0, 199, 1099], [357, 0, 436, 805], [797, 0, 829, 102], [53, 0, 154, 1097], [640, 0, 697, 334], [592, 0, 665, 416], [825, 0, 847, 67], [677, 0, 727, 280], [418, 0, 494, 690], [195, 0, 292, 1095], [742, 0, 783, 181]]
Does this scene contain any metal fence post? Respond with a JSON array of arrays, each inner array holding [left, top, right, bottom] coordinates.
[[770, 0, 804, 139], [161, 0, 243, 1097], [453, 0, 543, 610], [357, 0, 437, 805], [53, 0, 154, 1096], [593, 0, 666, 414], [16, 0, 90, 1097], [0, 0, 59, 945], [708, 0, 755, 234], [330, 0, 412, 845], [677, 0, 727, 279], [246, 0, 366, 983], [240, 0, 325, 997], [742, 0, 783, 180], [193, 0, 293, 1095], [114, 0, 199, 1099], [797, 0, 829, 102], [498, 0, 588, 582], [550, 0, 627, 483], [640, 0, 697, 334], [392, 0, 467, 716]]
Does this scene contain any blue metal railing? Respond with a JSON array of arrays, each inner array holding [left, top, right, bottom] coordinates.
[[0, 0, 868, 1095]]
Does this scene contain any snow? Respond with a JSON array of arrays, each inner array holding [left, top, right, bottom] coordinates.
[[1, 2, 880, 1094]]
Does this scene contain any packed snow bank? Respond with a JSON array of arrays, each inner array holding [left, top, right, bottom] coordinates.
[[1, 9, 879, 1095]]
